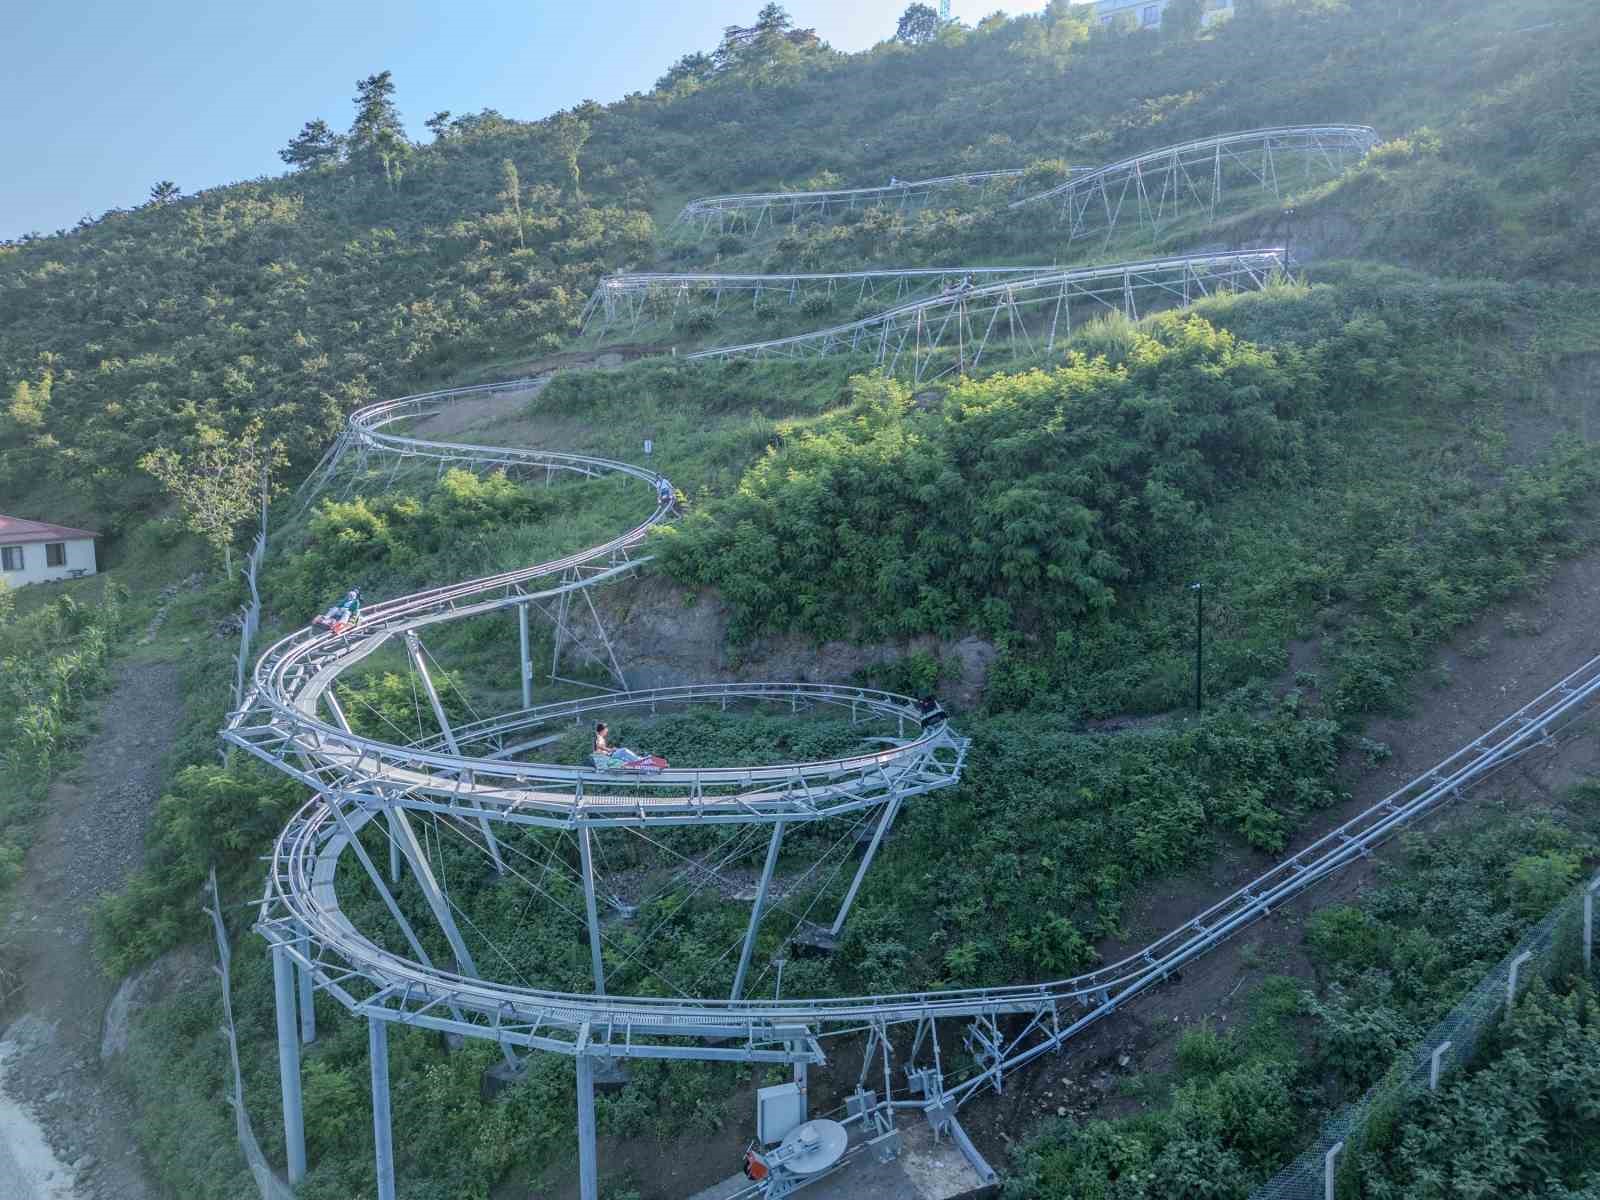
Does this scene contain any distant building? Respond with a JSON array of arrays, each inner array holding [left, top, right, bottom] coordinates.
[[1094, 0, 1234, 31], [0, 515, 99, 587]]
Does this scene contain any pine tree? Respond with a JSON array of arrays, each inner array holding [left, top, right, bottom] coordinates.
[[349, 71, 409, 181], [278, 119, 344, 169], [148, 180, 180, 205]]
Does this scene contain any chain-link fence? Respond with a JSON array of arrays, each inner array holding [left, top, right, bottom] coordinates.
[[231, 526, 266, 713], [205, 869, 297, 1200], [1250, 870, 1600, 1200]]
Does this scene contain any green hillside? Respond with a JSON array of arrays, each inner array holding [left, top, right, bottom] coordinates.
[[4, 0, 1600, 1198]]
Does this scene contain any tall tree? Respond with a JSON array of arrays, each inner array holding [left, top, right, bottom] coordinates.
[[499, 158, 525, 249], [896, 3, 941, 44], [139, 419, 287, 576], [279, 119, 344, 169], [148, 180, 181, 205], [424, 111, 453, 141], [549, 113, 590, 203], [349, 70, 409, 181]]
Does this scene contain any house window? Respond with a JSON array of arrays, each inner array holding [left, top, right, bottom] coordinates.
[[1142, 4, 1160, 24], [1, 546, 22, 571], [45, 543, 66, 567]]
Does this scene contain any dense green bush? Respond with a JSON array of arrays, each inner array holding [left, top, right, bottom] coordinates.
[[663, 315, 1314, 643]]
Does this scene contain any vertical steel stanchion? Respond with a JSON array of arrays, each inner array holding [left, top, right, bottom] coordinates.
[[297, 923, 316, 1044], [518, 602, 532, 710], [1324, 1141, 1343, 1200], [579, 825, 607, 995], [577, 1054, 599, 1200], [370, 1018, 396, 1200], [1191, 582, 1204, 713], [1585, 886, 1594, 971], [271, 945, 307, 1183]]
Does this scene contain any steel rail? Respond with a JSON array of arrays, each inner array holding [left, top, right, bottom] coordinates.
[[1010, 124, 1379, 208], [673, 168, 1074, 225], [682, 250, 1284, 366], [578, 266, 1058, 330], [258, 644, 1600, 1056]]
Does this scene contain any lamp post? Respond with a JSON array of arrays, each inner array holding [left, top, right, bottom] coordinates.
[[1283, 207, 1296, 269], [1190, 581, 1204, 713]]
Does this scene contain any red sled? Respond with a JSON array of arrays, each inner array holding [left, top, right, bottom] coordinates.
[[312, 609, 360, 635]]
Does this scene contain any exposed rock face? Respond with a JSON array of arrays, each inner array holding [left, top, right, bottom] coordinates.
[[599, 577, 995, 707]]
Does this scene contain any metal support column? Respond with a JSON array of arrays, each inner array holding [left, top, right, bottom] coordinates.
[[297, 923, 316, 1044], [329, 689, 402, 883], [405, 632, 505, 873], [370, 1018, 396, 1200], [272, 945, 307, 1184], [518, 601, 533, 710], [386, 807, 482, 978], [577, 1053, 599, 1200], [829, 796, 902, 937], [578, 826, 607, 994], [731, 821, 786, 1001]]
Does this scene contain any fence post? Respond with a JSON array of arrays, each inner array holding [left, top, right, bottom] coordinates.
[[1585, 877, 1598, 971], [1429, 1040, 1451, 1090], [1324, 1141, 1343, 1200], [1507, 950, 1532, 1007]]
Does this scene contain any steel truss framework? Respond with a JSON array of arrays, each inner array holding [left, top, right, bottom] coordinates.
[[578, 265, 1056, 337], [668, 125, 1376, 246], [683, 251, 1286, 383], [246, 124, 1600, 1200], [670, 169, 1081, 239], [1010, 124, 1379, 243]]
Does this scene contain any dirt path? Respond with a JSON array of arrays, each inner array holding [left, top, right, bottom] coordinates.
[[0, 660, 184, 1200]]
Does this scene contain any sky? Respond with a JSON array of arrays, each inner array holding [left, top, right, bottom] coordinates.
[[1, 0, 1047, 240]]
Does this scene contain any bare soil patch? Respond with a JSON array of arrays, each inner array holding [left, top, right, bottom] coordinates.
[[0, 660, 186, 1200]]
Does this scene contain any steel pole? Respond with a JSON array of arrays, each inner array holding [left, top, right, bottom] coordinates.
[[271, 945, 307, 1183], [370, 1018, 396, 1200], [518, 601, 532, 710], [297, 923, 316, 1044], [829, 797, 902, 937], [405, 631, 505, 873], [576, 1053, 599, 1200], [731, 820, 786, 1001], [1192, 582, 1204, 713], [579, 827, 607, 994]]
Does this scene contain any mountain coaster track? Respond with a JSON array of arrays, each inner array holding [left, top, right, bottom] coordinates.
[[231, 124, 1595, 1199]]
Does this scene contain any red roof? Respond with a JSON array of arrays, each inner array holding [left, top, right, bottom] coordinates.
[[0, 515, 99, 546]]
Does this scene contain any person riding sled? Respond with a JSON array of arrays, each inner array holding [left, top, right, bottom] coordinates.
[[592, 722, 667, 771], [313, 588, 362, 634]]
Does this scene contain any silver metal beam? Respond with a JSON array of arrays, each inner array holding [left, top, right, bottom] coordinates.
[[385, 805, 482, 980], [271, 945, 307, 1183], [297, 922, 316, 1044], [576, 1052, 599, 1200], [405, 631, 506, 874], [579, 827, 607, 995], [830, 797, 901, 937], [518, 601, 532, 710], [731, 820, 786, 1002], [370, 1018, 396, 1200]]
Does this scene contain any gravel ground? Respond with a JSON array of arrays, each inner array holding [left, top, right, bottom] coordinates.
[[0, 660, 184, 1200]]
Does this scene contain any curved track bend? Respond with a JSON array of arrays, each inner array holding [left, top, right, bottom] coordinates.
[[236, 122, 1600, 1197]]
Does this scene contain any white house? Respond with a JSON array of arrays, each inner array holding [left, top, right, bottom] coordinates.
[[1095, 0, 1234, 31], [0, 515, 99, 587]]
